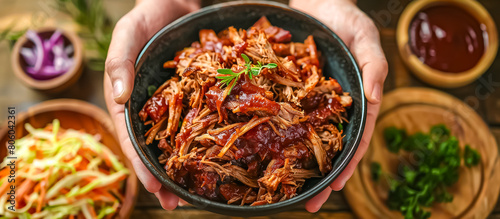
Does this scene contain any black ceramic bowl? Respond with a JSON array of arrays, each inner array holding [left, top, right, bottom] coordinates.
[[125, 1, 366, 216]]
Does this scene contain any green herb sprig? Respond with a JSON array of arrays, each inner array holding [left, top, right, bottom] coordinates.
[[0, 23, 26, 47], [464, 145, 480, 167], [372, 124, 481, 219], [147, 85, 157, 97], [216, 54, 277, 95], [53, 0, 113, 70]]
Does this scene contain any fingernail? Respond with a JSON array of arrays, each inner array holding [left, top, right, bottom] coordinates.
[[338, 182, 346, 190], [113, 79, 124, 99], [179, 199, 190, 206], [332, 179, 346, 191], [336, 183, 346, 191], [371, 83, 382, 103]]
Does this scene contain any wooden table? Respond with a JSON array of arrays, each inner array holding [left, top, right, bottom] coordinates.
[[0, 0, 499, 218]]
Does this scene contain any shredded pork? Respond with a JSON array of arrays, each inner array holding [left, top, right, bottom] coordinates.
[[139, 16, 352, 205]]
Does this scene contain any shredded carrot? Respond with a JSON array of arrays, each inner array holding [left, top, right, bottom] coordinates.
[[36, 150, 45, 159], [33, 183, 41, 194], [99, 168, 110, 175], [107, 180, 123, 190], [16, 179, 35, 204], [88, 204, 97, 218], [60, 188, 70, 194], [102, 153, 113, 167], [37, 168, 51, 213], [0, 168, 9, 177], [75, 159, 90, 171]]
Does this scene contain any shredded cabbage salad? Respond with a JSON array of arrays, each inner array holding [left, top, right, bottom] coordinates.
[[0, 120, 129, 219]]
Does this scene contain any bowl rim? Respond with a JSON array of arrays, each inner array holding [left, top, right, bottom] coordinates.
[[396, 0, 498, 88], [11, 27, 84, 92], [125, 0, 366, 215], [0, 99, 138, 218]]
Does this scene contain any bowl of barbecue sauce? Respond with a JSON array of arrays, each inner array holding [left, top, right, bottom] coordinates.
[[397, 0, 498, 88]]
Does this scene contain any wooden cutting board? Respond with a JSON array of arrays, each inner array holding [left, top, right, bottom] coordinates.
[[343, 87, 500, 219]]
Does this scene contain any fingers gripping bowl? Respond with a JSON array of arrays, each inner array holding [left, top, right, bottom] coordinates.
[[125, 1, 366, 216]]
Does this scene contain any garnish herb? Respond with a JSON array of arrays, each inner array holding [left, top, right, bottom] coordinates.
[[147, 85, 157, 97], [216, 54, 277, 95], [372, 124, 481, 219], [384, 126, 407, 153], [0, 23, 26, 47], [54, 0, 113, 70], [371, 162, 381, 182], [464, 145, 480, 167]]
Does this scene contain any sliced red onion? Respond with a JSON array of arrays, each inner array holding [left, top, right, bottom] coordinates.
[[53, 56, 64, 71], [42, 40, 54, 66], [42, 31, 62, 52], [21, 29, 74, 80], [52, 40, 64, 59], [52, 56, 73, 72], [48, 30, 62, 46], [64, 45, 74, 55], [25, 30, 45, 74], [62, 58, 74, 71], [25, 65, 66, 79], [20, 47, 36, 66], [52, 38, 72, 72]]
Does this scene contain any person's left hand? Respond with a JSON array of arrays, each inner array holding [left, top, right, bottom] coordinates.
[[290, 0, 388, 213], [104, 0, 200, 210]]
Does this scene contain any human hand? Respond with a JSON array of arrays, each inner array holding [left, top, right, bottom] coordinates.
[[104, 0, 199, 210], [289, 0, 388, 213]]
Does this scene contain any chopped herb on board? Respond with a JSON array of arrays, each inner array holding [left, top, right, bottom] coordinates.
[[372, 124, 481, 219]]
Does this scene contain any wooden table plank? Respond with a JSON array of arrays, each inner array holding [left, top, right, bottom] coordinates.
[[492, 128, 500, 215], [489, 215, 500, 219], [131, 209, 355, 219], [1, 0, 499, 218]]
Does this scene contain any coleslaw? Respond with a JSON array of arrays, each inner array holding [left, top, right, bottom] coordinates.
[[0, 120, 129, 219]]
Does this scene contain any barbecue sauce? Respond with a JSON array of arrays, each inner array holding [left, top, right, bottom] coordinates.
[[409, 5, 487, 73]]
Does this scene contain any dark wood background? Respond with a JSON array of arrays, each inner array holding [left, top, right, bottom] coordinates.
[[0, 0, 498, 218]]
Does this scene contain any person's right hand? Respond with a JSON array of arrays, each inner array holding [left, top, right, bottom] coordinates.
[[104, 0, 200, 210], [289, 0, 388, 212]]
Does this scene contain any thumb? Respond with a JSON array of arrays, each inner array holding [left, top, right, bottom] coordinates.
[[350, 21, 388, 104], [105, 13, 149, 104]]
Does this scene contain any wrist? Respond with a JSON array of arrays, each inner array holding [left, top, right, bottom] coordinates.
[[136, 0, 201, 14], [290, 0, 356, 7], [173, 0, 201, 14], [133, 0, 201, 24], [290, 0, 357, 15]]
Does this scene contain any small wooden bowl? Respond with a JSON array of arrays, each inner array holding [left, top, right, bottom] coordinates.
[[11, 27, 84, 93], [0, 99, 138, 218], [397, 0, 498, 88]]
